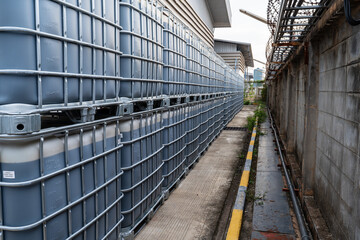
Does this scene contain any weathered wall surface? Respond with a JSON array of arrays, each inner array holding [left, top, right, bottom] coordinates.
[[268, 7, 360, 240]]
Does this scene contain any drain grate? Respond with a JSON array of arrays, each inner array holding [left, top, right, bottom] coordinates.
[[223, 127, 247, 131]]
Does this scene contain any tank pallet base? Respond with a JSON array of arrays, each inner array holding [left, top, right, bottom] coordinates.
[[0, 114, 41, 134], [167, 96, 190, 106], [120, 195, 165, 240], [163, 170, 187, 200], [187, 155, 200, 170], [184, 167, 190, 176], [189, 95, 201, 102], [0, 94, 240, 136], [199, 143, 209, 156]]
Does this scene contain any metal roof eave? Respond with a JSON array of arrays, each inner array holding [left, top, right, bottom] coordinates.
[[214, 39, 254, 67], [206, 0, 232, 28]]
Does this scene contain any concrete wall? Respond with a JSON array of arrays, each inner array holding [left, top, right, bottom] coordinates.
[[268, 7, 360, 240]]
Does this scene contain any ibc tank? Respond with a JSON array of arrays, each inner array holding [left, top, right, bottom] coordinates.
[[206, 100, 216, 144], [214, 98, 225, 136], [198, 101, 210, 154], [200, 43, 210, 94], [163, 11, 187, 96], [162, 106, 186, 191], [185, 103, 201, 167], [119, 0, 163, 99], [119, 112, 163, 232], [0, 123, 123, 240], [0, 0, 122, 112], [186, 31, 201, 95], [209, 51, 216, 94]]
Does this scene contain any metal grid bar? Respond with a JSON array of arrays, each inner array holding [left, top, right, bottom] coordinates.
[[266, 0, 332, 78]]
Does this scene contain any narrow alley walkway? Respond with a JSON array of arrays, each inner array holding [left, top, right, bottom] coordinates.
[[250, 118, 297, 239], [136, 106, 257, 240]]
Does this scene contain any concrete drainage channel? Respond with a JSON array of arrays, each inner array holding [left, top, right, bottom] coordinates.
[[268, 108, 311, 240], [221, 107, 313, 240]]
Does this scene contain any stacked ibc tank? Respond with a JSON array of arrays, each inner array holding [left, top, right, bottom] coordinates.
[[0, 0, 244, 239]]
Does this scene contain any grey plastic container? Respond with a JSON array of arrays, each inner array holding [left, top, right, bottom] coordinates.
[[186, 31, 202, 94], [198, 101, 210, 154], [185, 103, 201, 167], [224, 96, 232, 124], [218, 58, 226, 93], [200, 43, 210, 94], [119, 0, 163, 99], [119, 112, 163, 232], [213, 98, 225, 137], [206, 100, 218, 144], [205, 99, 220, 148], [209, 52, 216, 93], [162, 11, 187, 96], [162, 106, 186, 191], [223, 94, 243, 125], [0, 0, 122, 113], [0, 122, 124, 240]]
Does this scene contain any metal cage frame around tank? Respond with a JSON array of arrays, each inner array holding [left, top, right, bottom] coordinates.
[[162, 8, 187, 97], [0, 93, 242, 238], [119, 109, 164, 235], [184, 102, 201, 167], [119, 0, 164, 100], [161, 105, 187, 196], [0, 0, 123, 113], [0, 118, 126, 240]]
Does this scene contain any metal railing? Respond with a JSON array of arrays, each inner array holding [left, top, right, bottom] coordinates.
[[266, 0, 332, 80]]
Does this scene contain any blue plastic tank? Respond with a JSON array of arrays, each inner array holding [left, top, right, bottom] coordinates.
[[0, 0, 121, 112], [120, 112, 163, 232], [0, 123, 123, 240], [119, 0, 163, 99], [163, 12, 187, 96], [162, 106, 186, 190]]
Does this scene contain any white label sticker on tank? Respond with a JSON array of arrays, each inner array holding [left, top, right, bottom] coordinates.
[[3, 171, 15, 179]]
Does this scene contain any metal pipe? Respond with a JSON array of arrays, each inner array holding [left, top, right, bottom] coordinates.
[[286, 5, 324, 10], [267, 108, 310, 240], [285, 15, 319, 19], [280, 23, 310, 27], [239, 9, 268, 24], [280, 30, 307, 33], [254, 59, 266, 65]]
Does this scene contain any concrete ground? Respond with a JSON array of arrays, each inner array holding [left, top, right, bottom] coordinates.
[[250, 119, 297, 239], [136, 105, 256, 240]]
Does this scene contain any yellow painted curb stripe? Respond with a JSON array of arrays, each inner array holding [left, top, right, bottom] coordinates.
[[240, 170, 250, 187], [226, 209, 243, 240], [226, 119, 258, 240], [246, 151, 253, 160]]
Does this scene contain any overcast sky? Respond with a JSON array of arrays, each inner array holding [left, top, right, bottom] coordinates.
[[214, 0, 270, 70]]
